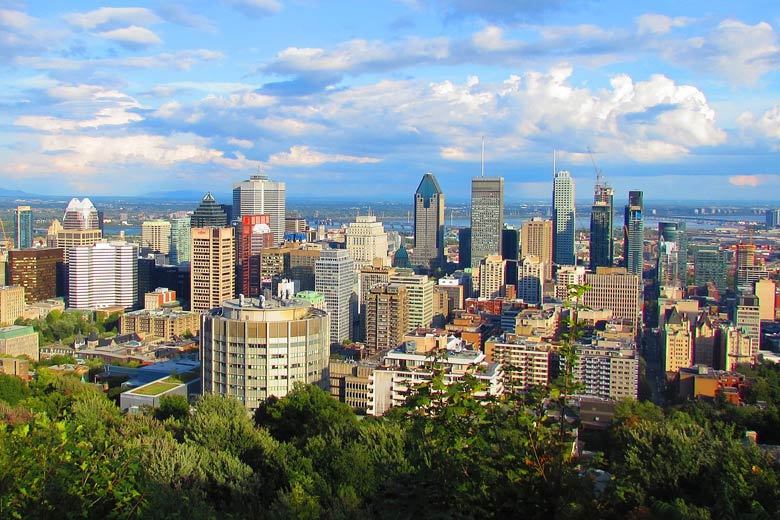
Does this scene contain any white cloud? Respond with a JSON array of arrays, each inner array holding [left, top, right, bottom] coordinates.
[[636, 14, 691, 35], [99, 25, 162, 48], [228, 137, 254, 148], [63, 7, 160, 30], [0, 9, 33, 28], [17, 49, 223, 71], [472, 26, 519, 51], [728, 175, 762, 187], [268, 146, 381, 167]]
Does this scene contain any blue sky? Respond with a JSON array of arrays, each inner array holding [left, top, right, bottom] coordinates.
[[1, 0, 779, 202]]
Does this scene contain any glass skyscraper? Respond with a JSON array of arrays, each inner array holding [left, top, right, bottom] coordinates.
[[233, 174, 286, 245], [553, 170, 575, 267], [470, 177, 504, 269], [623, 190, 644, 277], [589, 182, 613, 271], [14, 205, 33, 249], [411, 173, 445, 269]]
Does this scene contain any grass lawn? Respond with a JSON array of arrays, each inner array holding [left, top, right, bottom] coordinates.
[[131, 378, 182, 396]]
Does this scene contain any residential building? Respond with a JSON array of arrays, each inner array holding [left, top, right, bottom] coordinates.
[[0, 286, 25, 326], [346, 215, 389, 270], [437, 276, 465, 312], [663, 307, 693, 373], [190, 227, 235, 313], [233, 174, 286, 245], [389, 271, 434, 329], [365, 283, 409, 355], [411, 172, 445, 269], [121, 308, 200, 341], [6, 248, 64, 303], [315, 249, 355, 345], [479, 254, 505, 299], [575, 339, 639, 400], [69, 241, 138, 310], [14, 205, 33, 249], [766, 208, 780, 229], [200, 296, 329, 410], [0, 325, 39, 361], [552, 169, 576, 267], [521, 217, 553, 281], [722, 325, 756, 371], [735, 293, 761, 341], [470, 177, 504, 269], [519, 255, 544, 305], [623, 190, 644, 276], [329, 358, 379, 414], [485, 334, 552, 389], [141, 220, 172, 255], [555, 265, 586, 301]]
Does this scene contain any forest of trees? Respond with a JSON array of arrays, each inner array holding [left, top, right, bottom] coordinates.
[[1, 362, 780, 519]]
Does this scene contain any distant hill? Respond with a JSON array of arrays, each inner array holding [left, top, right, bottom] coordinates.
[[139, 190, 232, 201], [0, 188, 37, 198]]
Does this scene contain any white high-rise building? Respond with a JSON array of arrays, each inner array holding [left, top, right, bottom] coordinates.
[[141, 220, 171, 255], [479, 255, 505, 299], [346, 215, 389, 270], [389, 271, 434, 329], [555, 265, 586, 301], [233, 174, 286, 245], [552, 170, 575, 267], [68, 241, 138, 310], [315, 249, 355, 345], [170, 217, 191, 265], [519, 255, 544, 305]]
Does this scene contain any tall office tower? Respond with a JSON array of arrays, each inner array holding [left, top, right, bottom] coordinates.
[[766, 208, 780, 229], [519, 255, 544, 305], [589, 181, 614, 271], [62, 198, 100, 230], [55, 229, 103, 262], [191, 193, 228, 228], [365, 283, 409, 354], [389, 271, 434, 329], [458, 228, 471, 269], [411, 173, 445, 269], [583, 267, 643, 327], [141, 220, 172, 255], [346, 215, 389, 271], [201, 297, 329, 410], [233, 174, 286, 245], [470, 177, 504, 269], [657, 237, 681, 289], [755, 278, 777, 321], [521, 218, 554, 281], [7, 248, 64, 304], [735, 293, 761, 341], [169, 217, 191, 265], [68, 241, 138, 310], [357, 264, 397, 341], [479, 254, 505, 299], [623, 190, 644, 277], [552, 170, 576, 267], [190, 227, 235, 313], [239, 215, 274, 297], [693, 248, 727, 291], [554, 265, 586, 301], [14, 206, 33, 249], [663, 307, 693, 373], [502, 227, 520, 288], [315, 249, 355, 345], [658, 222, 687, 286]]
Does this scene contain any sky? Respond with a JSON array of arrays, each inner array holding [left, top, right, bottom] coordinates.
[[1, 1, 779, 202]]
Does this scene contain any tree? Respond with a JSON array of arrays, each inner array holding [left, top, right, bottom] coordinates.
[[0, 374, 29, 406], [155, 395, 190, 422]]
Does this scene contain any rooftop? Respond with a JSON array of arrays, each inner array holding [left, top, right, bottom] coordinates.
[[0, 325, 36, 340]]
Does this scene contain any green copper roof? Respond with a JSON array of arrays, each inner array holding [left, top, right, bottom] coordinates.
[[295, 291, 325, 304], [416, 173, 443, 200], [0, 325, 36, 340]]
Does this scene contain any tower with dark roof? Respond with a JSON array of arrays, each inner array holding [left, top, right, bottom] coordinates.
[[190, 192, 228, 228], [411, 173, 445, 269]]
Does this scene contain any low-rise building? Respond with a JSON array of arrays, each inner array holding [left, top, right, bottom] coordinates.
[[0, 357, 30, 379], [120, 308, 200, 341], [0, 325, 39, 361], [0, 286, 25, 326]]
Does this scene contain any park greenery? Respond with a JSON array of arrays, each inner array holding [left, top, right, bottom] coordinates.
[[0, 360, 778, 518], [14, 309, 121, 346]]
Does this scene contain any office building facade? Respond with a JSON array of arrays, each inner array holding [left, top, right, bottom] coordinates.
[[589, 182, 614, 271], [411, 173, 445, 269], [470, 177, 504, 269], [315, 249, 355, 345], [623, 190, 644, 276], [6, 248, 64, 304], [68, 241, 138, 310], [190, 227, 235, 313], [233, 174, 286, 245], [141, 220, 172, 255], [552, 170, 576, 267], [521, 217, 553, 281], [14, 206, 33, 249], [169, 217, 191, 265], [346, 215, 389, 271], [191, 193, 228, 228]]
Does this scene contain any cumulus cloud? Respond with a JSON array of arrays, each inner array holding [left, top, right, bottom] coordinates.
[[228, 137, 254, 148], [636, 14, 691, 35], [728, 175, 762, 187], [99, 25, 162, 49], [268, 146, 381, 167], [63, 7, 161, 30]]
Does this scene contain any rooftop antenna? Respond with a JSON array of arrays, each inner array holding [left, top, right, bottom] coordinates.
[[481, 136, 485, 177]]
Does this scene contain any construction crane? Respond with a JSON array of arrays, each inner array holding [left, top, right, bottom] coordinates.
[[587, 146, 603, 187], [0, 218, 11, 250]]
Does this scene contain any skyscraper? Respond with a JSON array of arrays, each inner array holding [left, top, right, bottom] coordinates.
[[141, 220, 172, 255], [693, 248, 727, 291], [365, 283, 409, 355], [502, 227, 520, 287], [470, 177, 504, 269], [7, 248, 64, 304], [345, 215, 389, 270], [14, 206, 33, 249], [552, 169, 576, 267], [169, 217, 191, 265], [519, 255, 544, 305], [389, 271, 434, 329], [623, 190, 644, 277], [411, 173, 445, 269], [658, 221, 687, 286], [191, 193, 228, 228], [521, 218, 553, 281], [190, 227, 235, 312], [239, 215, 274, 297], [479, 254, 505, 299], [68, 241, 138, 310], [62, 198, 100, 230], [233, 174, 286, 245], [589, 181, 614, 271], [583, 267, 643, 327], [315, 249, 355, 345]]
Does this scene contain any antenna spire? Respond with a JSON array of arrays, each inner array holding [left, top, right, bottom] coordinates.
[[481, 136, 485, 177]]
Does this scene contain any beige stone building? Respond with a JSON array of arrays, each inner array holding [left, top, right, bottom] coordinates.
[[521, 217, 553, 281], [190, 227, 235, 312], [0, 286, 25, 326], [141, 220, 172, 254], [121, 308, 200, 341], [663, 307, 693, 374], [0, 325, 39, 361]]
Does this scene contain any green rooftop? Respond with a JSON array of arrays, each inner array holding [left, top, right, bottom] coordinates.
[[0, 325, 36, 340]]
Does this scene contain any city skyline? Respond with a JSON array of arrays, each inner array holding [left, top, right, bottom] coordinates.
[[1, 2, 779, 201]]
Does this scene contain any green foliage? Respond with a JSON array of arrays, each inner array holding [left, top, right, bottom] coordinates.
[[155, 394, 190, 422], [0, 374, 29, 405]]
